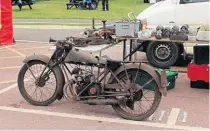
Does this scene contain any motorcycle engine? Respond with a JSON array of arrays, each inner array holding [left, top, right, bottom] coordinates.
[[70, 68, 101, 97]]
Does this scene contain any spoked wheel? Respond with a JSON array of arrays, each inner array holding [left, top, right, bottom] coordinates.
[[111, 69, 162, 121], [17, 60, 60, 106]]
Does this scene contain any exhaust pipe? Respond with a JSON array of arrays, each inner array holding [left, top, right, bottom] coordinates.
[[83, 98, 124, 105]]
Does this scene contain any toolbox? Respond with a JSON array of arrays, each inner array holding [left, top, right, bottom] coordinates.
[[115, 12, 141, 38], [115, 21, 141, 37], [193, 44, 209, 65], [187, 44, 209, 89], [187, 62, 209, 83]]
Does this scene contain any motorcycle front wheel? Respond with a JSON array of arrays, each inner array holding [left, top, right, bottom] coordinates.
[[17, 60, 61, 106], [111, 69, 162, 121]]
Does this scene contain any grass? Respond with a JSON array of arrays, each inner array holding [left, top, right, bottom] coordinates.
[[13, 22, 101, 26], [12, 0, 151, 19]]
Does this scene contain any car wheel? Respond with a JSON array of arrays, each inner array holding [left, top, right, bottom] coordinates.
[[146, 41, 179, 69]]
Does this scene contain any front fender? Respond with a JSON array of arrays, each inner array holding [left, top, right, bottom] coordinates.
[[22, 54, 65, 100], [23, 54, 51, 64], [108, 63, 168, 97]]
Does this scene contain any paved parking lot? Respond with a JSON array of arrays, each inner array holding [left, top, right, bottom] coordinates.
[[0, 42, 209, 130]]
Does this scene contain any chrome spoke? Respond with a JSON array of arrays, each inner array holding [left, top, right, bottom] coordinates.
[[22, 62, 57, 103]]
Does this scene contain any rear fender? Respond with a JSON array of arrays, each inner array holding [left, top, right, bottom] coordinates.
[[108, 63, 168, 97], [23, 54, 65, 100]]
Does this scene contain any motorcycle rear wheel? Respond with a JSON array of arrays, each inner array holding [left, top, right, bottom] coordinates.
[[111, 69, 162, 121], [17, 60, 61, 106]]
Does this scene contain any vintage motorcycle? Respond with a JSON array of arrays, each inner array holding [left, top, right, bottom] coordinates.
[[17, 37, 168, 121]]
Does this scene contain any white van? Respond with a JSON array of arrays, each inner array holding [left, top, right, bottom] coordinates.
[[136, 0, 209, 68]]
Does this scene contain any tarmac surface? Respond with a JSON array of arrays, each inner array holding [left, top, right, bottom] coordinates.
[[13, 18, 115, 42], [13, 19, 116, 24], [0, 42, 209, 130]]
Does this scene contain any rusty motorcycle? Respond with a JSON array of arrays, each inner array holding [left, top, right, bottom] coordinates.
[[17, 37, 168, 121]]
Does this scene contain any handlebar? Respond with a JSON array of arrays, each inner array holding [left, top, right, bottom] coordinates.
[[49, 37, 75, 50], [49, 38, 57, 43]]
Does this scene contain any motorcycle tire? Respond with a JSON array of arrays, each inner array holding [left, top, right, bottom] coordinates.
[[111, 69, 162, 121], [17, 60, 62, 106]]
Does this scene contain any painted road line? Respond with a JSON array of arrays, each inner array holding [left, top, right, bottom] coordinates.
[[167, 108, 181, 126], [0, 106, 208, 130], [0, 46, 8, 50], [0, 46, 51, 52], [0, 56, 23, 59], [148, 113, 155, 121], [17, 46, 52, 50], [182, 112, 187, 123], [158, 110, 166, 121], [0, 54, 52, 70], [0, 83, 17, 95], [0, 45, 15, 50], [0, 77, 32, 94], [16, 40, 49, 44], [0, 80, 16, 84], [0, 66, 21, 70], [6, 47, 25, 57], [0, 54, 52, 60]]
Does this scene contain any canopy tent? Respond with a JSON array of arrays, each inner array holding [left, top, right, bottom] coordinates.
[[0, 0, 13, 45]]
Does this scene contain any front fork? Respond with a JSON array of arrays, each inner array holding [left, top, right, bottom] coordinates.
[[25, 49, 59, 82], [25, 61, 52, 83]]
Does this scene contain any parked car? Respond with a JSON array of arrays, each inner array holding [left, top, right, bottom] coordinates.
[[136, 0, 209, 68]]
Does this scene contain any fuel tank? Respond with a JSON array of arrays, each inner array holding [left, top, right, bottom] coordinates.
[[64, 48, 101, 65], [64, 48, 121, 70]]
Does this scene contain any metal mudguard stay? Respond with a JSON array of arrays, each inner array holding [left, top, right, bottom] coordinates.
[[108, 63, 168, 97], [22, 54, 66, 100]]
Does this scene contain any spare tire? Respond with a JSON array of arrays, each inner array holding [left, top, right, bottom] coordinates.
[[146, 41, 179, 69]]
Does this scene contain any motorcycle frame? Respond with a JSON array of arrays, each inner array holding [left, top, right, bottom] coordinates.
[[35, 47, 142, 100]]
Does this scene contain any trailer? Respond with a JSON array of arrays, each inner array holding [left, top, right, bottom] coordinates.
[[115, 36, 209, 69], [81, 13, 209, 69], [113, 12, 209, 69]]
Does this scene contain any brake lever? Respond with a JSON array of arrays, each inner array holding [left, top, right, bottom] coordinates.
[[65, 37, 75, 46], [50, 37, 75, 50]]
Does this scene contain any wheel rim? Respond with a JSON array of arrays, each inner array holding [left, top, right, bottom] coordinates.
[[154, 43, 172, 62], [22, 62, 57, 103], [114, 70, 160, 117]]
